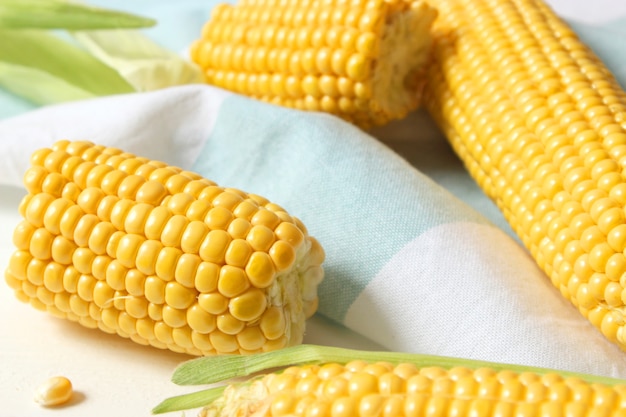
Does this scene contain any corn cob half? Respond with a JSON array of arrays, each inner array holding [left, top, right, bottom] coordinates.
[[190, 0, 438, 128], [420, 0, 626, 350], [154, 344, 626, 416], [4, 140, 325, 356]]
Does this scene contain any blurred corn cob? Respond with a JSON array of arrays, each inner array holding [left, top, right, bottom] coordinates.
[[190, 0, 438, 128], [4, 140, 324, 356], [422, 0, 626, 350]]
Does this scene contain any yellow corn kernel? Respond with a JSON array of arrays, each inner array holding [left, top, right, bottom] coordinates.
[[155, 246, 183, 281], [34, 376, 73, 407], [125, 295, 149, 319], [136, 180, 167, 206], [227, 217, 252, 239], [187, 302, 217, 333], [269, 240, 296, 272], [162, 305, 188, 328], [164, 281, 197, 309], [422, 0, 626, 350], [125, 269, 146, 297], [259, 306, 286, 341], [198, 291, 230, 315], [236, 326, 266, 351], [180, 221, 210, 254], [186, 199, 212, 222], [42, 198, 73, 235], [224, 238, 253, 267], [246, 224, 275, 252], [205, 206, 234, 230], [217, 265, 250, 297], [144, 206, 172, 240], [216, 312, 245, 335], [209, 330, 239, 353], [135, 239, 163, 276], [124, 202, 153, 235], [161, 215, 191, 248], [174, 253, 202, 288], [229, 287, 267, 322], [6, 140, 324, 356], [191, 0, 438, 128], [199, 229, 232, 264]]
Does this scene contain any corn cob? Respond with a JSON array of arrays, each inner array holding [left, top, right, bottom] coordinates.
[[154, 344, 626, 416], [4, 140, 325, 356], [420, 0, 626, 350], [189, 0, 438, 128]]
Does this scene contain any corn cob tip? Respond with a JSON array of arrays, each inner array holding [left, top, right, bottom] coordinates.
[[190, 0, 438, 128], [5, 140, 325, 356]]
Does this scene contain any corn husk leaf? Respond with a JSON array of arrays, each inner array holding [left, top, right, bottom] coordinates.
[[71, 30, 204, 92], [0, 29, 135, 104], [152, 387, 224, 414], [0, 0, 155, 30], [0, 61, 95, 105]]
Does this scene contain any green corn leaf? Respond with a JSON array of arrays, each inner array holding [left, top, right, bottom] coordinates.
[[0, 61, 95, 105], [0, 29, 135, 104], [0, 0, 155, 30], [152, 386, 225, 415], [170, 344, 626, 386], [71, 29, 204, 92]]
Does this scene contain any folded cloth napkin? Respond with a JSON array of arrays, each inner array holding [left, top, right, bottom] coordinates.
[[3, 2, 626, 380]]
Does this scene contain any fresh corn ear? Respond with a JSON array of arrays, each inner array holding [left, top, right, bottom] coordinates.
[[4, 140, 325, 356], [190, 0, 438, 128], [422, 0, 626, 350], [153, 344, 626, 415]]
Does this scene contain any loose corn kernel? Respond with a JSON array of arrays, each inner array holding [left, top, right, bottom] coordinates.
[[34, 376, 73, 407], [7, 140, 324, 355]]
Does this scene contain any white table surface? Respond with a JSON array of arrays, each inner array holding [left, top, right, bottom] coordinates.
[[1, 1, 624, 416]]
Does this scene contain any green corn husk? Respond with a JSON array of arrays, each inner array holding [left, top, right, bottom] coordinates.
[[0, 29, 135, 104], [0, 0, 155, 30], [0, 1, 201, 107], [71, 30, 203, 92]]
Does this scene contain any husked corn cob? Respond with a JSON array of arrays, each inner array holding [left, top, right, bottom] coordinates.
[[202, 363, 626, 417], [190, 0, 438, 128], [4, 140, 325, 356], [422, 0, 626, 349], [154, 344, 626, 416]]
